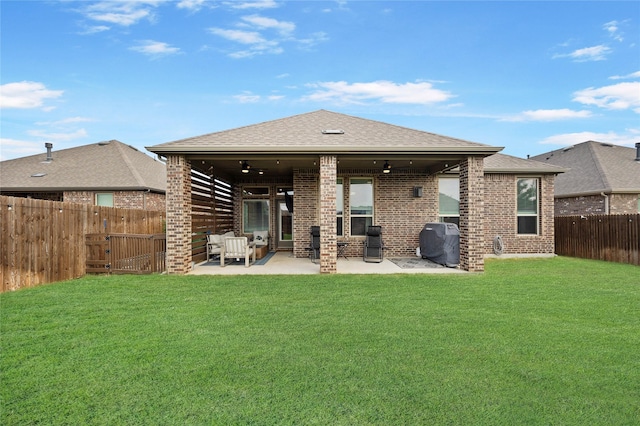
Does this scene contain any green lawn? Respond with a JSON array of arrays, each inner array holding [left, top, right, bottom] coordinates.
[[2, 257, 639, 425]]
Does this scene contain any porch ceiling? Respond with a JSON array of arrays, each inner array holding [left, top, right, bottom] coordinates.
[[189, 153, 475, 180]]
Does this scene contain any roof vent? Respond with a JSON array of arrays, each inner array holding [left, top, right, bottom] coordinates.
[[45, 142, 53, 161], [636, 142, 640, 162], [321, 129, 344, 134], [31, 173, 46, 177], [98, 140, 112, 146], [600, 143, 613, 147], [562, 146, 574, 152]]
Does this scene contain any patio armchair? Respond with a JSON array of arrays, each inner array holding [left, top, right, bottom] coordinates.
[[206, 234, 223, 262], [220, 236, 256, 267], [207, 231, 234, 262], [308, 226, 320, 263], [363, 225, 385, 263]]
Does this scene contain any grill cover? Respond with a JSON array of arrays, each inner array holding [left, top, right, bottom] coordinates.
[[419, 222, 460, 267]]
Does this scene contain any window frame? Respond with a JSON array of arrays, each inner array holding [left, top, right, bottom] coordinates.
[[348, 177, 374, 237], [242, 199, 270, 234], [95, 192, 114, 207], [516, 177, 540, 235], [336, 178, 344, 236], [438, 176, 460, 227]]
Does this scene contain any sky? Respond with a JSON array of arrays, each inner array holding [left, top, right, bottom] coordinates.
[[1, 0, 639, 162]]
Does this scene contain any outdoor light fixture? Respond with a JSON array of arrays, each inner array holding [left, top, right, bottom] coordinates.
[[241, 161, 251, 173], [258, 169, 264, 175], [382, 160, 391, 174]]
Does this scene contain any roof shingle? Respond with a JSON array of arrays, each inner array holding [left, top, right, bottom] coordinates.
[[0, 140, 166, 192]]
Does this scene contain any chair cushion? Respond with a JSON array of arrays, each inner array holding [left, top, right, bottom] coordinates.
[[208, 234, 223, 245]]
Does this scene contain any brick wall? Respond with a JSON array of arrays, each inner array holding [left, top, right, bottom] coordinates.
[[165, 155, 192, 274], [459, 157, 485, 272], [319, 155, 337, 273], [484, 173, 555, 255], [375, 172, 437, 258], [63, 190, 165, 211], [293, 169, 319, 258], [556, 193, 640, 215]]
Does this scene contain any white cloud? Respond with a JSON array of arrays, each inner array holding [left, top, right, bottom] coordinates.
[[129, 40, 182, 57], [81, 1, 160, 26], [227, 0, 279, 10], [79, 25, 111, 35], [603, 20, 624, 42], [209, 28, 266, 45], [35, 117, 95, 126], [177, 0, 208, 12], [241, 15, 295, 35], [553, 44, 611, 62], [233, 92, 261, 103], [609, 71, 640, 80], [539, 129, 640, 147], [27, 129, 89, 141], [573, 82, 640, 113], [0, 81, 63, 109], [501, 109, 593, 122], [304, 81, 454, 105], [209, 27, 282, 57]]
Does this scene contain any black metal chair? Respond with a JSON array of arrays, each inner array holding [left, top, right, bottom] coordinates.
[[308, 226, 320, 263], [363, 225, 385, 263]]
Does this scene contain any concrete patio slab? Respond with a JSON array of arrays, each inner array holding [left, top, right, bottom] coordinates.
[[188, 252, 466, 275]]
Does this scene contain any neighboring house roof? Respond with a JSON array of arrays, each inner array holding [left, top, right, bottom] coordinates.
[[0, 140, 166, 193], [530, 141, 640, 197], [147, 109, 502, 155]]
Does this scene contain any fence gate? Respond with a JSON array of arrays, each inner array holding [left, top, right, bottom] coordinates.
[[86, 234, 166, 274]]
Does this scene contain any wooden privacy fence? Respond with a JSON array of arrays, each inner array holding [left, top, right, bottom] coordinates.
[[86, 233, 166, 274], [0, 196, 164, 291], [555, 214, 639, 266]]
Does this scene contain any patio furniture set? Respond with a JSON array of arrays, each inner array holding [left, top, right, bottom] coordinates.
[[208, 226, 386, 268]]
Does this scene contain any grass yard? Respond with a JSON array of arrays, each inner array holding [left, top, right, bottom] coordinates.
[[2, 257, 639, 425]]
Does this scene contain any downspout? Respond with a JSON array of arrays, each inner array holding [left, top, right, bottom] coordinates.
[[601, 192, 609, 214]]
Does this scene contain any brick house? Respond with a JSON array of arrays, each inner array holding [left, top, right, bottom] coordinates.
[[147, 110, 564, 274], [531, 141, 640, 216], [0, 140, 166, 211]]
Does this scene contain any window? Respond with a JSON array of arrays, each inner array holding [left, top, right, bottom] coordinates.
[[336, 178, 344, 236], [243, 200, 269, 233], [517, 178, 539, 234], [439, 177, 460, 227], [96, 193, 114, 207], [349, 178, 373, 236]]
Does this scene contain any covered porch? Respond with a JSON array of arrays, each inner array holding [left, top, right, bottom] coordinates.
[[147, 110, 501, 275]]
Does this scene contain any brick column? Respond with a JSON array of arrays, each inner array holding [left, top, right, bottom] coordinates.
[[319, 155, 337, 274], [459, 156, 484, 272], [166, 155, 192, 274]]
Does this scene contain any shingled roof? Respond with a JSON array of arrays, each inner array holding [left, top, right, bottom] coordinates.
[[0, 140, 166, 192], [147, 109, 502, 155], [484, 153, 567, 174], [530, 141, 640, 196]]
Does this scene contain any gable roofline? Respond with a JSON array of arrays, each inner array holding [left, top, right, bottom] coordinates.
[[147, 110, 503, 157]]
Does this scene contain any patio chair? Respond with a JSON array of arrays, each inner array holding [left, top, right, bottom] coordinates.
[[220, 236, 256, 267], [206, 234, 223, 262], [363, 225, 385, 263], [308, 226, 320, 263]]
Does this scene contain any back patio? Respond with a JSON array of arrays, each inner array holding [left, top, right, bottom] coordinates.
[[189, 251, 468, 275]]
